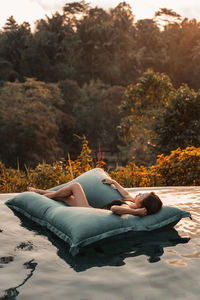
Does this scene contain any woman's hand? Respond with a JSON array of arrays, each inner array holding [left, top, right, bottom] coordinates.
[[102, 178, 130, 197], [135, 208, 148, 216], [102, 178, 115, 185]]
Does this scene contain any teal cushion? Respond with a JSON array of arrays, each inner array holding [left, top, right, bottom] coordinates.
[[49, 168, 123, 208], [5, 169, 191, 256]]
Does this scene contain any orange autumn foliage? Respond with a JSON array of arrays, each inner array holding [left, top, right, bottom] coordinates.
[[1, 141, 200, 193]]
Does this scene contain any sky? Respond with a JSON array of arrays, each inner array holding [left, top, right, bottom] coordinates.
[[1, 0, 200, 30]]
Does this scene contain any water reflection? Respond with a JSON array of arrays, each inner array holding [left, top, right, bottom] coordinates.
[[165, 259, 188, 267], [15, 241, 33, 251], [0, 259, 37, 300], [14, 211, 190, 272], [0, 256, 14, 265], [1, 191, 199, 299]]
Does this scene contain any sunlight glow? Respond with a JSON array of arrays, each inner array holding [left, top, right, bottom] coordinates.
[[1, 0, 46, 29], [1, 0, 200, 30]]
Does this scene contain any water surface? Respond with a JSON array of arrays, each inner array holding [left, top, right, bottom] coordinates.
[[0, 187, 200, 300]]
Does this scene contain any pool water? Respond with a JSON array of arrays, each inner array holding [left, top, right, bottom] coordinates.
[[0, 187, 200, 300]]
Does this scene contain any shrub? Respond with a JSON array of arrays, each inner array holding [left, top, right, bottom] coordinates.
[[0, 161, 28, 193], [110, 162, 151, 187], [1, 144, 200, 193], [0, 137, 106, 192], [111, 146, 200, 187], [153, 146, 200, 186]]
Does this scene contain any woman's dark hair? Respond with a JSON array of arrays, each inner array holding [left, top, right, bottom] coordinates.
[[140, 192, 163, 215]]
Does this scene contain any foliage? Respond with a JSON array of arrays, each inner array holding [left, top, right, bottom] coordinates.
[[110, 162, 150, 188], [118, 69, 174, 165], [2, 3, 200, 169], [0, 161, 68, 193], [0, 16, 31, 82], [1, 3, 200, 89], [134, 19, 164, 74], [72, 79, 109, 145], [0, 161, 28, 193], [77, 2, 137, 85], [0, 137, 106, 192], [120, 69, 174, 140], [153, 84, 200, 155], [0, 76, 124, 169], [0, 78, 66, 167], [99, 85, 125, 152], [1, 142, 200, 192], [154, 8, 182, 28], [32, 11, 81, 82], [72, 80, 124, 152], [110, 146, 200, 187], [65, 136, 94, 177], [28, 163, 69, 190], [161, 18, 200, 88], [60, 136, 106, 178], [58, 79, 81, 154], [152, 146, 200, 186]]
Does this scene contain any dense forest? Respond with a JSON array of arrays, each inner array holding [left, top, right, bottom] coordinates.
[[1, 1, 200, 168]]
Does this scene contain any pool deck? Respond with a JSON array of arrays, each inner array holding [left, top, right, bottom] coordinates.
[[0, 193, 19, 202]]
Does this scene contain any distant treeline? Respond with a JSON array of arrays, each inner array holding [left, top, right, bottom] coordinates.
[[1, 1, 200, 168], [1, 2, 200, 88]]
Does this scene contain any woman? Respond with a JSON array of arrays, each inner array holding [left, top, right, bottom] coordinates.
[[27, 178, 162, 217]]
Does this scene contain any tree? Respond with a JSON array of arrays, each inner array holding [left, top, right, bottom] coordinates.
[[110, 2, 138, 84], [134, 19, 164, 75], [161, 18, 200, 88], [77, 6, 119, 83], [29, 7, 83, 83], [98, 85, 125, 152], [118, 69, 174, 164], [63, 0, 90, 27], [0, 79, 65, 167], [58, 79, 81, 155], [153, 84, 200, 155], [72, 79, 109, 147], [154, 8, 182, 28], [71, 80, 125, 154], [0, 16, 31, 81], [77, 2, 137, 85], [190, 39, 200, 89]]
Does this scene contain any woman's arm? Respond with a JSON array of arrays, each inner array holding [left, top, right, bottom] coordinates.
[[102, 178, 132, 199], [111, 205, 147, 216]]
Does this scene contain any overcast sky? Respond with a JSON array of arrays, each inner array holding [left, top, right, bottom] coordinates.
[[1, 0, 200, 30]]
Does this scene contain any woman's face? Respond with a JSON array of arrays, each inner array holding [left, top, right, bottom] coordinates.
[[134, 193, 150, 208]]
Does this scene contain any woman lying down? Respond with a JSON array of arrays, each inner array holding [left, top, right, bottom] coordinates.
[[28, 177, 163, 217]]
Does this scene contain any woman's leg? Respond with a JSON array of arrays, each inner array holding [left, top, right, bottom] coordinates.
[[27, 187, 47, 195], [44, 182, 91, 207], [28, 186, 76, 203]]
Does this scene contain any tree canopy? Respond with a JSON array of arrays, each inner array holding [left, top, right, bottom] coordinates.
[[1, 2, 200, 168], [1, 3, 200, 88], [0, 79, 65, 166]]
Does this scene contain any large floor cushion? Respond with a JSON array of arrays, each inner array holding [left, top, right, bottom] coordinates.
[[49, 168, 124, 208], [6, 169, 191, 256]]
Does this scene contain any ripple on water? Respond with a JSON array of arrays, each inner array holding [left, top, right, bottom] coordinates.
[[1, 189, 200, 299]]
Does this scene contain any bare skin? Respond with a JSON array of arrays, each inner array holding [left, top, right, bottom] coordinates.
[[102, 178, 148, 216], [28, 183, 92, 208], [27, 179, 148, 216]]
